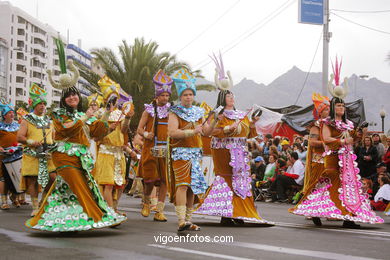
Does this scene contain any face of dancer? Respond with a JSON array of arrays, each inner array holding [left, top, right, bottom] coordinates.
[[321, 107, 330, 119], [269, 155, 276, 163], [3, 111, 14, 123], [180, 89, 194, 107], [225, 93, 235, 108], [89, 102, 99, 112], [65, 93, 80, 109], [334, 103, 345, 118], [157, 92, 170, 106], [34, 102, 46, 116]]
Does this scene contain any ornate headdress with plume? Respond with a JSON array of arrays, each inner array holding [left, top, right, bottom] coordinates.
[[312, 92, 330, 120], [210, 52, 233, 90], [47, 37, 79, 90], [328, 56, 349, 99], [87, 93, 103, 107]]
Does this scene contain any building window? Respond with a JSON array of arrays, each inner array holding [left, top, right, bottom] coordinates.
[[16, 76, 24, 83], [9, 75, 12, 83], [11, 39, 13, 47], [10, 63, 12, 70], [11, 26, 13, 34]]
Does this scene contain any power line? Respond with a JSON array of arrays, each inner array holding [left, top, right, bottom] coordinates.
[[331, 8, 390, 14], [294, 31, 323, 106], [194, 0, 295, 70], [174, 0, 241, 56], [331, 12, 390, 35]]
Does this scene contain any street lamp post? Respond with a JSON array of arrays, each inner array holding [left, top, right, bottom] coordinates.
[[380, 106, 386, 133]]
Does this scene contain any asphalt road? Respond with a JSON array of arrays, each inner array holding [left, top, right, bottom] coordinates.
[[0, 196, 389, 260]]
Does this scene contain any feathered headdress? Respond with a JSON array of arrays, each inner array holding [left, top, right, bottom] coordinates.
[[210, 52, 233, 90], [328, 56, 349, 99], [312, 92, 330, 120], [47, 37, 79, 90]]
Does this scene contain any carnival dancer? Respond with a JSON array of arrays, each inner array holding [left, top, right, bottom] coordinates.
[[168, 68, 215, 231], [137, 69, 172, 221], [194, 54, 272, 226], [290, 58, 383, 228], [87, 93, 103, 165], [94, 75, 133, 215], [0, 98, 20, 209], [301, 93, 330, 196], [26, 38, 126, 231], [17, 83, 56, 216]]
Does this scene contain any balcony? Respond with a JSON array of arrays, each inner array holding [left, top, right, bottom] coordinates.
[[16, 40, 24, 48]]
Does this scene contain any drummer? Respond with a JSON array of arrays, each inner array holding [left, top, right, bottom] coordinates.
[[137, 70, 172, 222], [0, 98, 20, 210], [17, 83, 57, 217]]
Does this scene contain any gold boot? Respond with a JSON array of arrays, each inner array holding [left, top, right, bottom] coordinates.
[[31, 197, 39, 217], [176, 205, 190, 231], [150, 197, 158, 212], [154, 202, 167, 222], [1, 194, 10, 210], [141, 196, 151, 217]]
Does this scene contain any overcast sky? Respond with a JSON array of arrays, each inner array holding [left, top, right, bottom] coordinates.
[[7, 0, 390, 86]]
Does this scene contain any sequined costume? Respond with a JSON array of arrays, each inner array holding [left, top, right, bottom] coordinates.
[[94, 109, 127, 188], [20, 113, 56, 190], [168, 105, 207, 200], [194, 110, 270, 224], [290, 118, 383, 224], [25, 108, 126, 231]]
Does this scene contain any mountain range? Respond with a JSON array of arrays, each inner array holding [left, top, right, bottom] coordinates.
[[196, 66, 390, 133]]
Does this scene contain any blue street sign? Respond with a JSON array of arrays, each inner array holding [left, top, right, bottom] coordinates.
[[298, 0, 324, 25]]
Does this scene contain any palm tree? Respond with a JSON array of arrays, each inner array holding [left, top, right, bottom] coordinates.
[[78, 38, 215, 128]]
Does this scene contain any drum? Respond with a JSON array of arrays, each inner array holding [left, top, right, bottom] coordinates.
[[151, 146, 167, 158], [3, 155, 22, 193]]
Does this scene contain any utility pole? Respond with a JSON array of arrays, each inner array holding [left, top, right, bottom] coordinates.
[[322, 0, 330, 95]]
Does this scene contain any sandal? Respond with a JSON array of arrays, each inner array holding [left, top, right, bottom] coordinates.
[[19, 200, 29, 206], [187, 223, 201, 231], [1, 204, 10, 210]]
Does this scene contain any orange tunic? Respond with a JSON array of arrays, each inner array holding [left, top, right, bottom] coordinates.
[[302, 123, 325, 194], [26, 109, 126, 231], [139, 104, 168, 183], [168, 105, 205, 202], [0, 127, 18, 178], [195, 111, 270, 224]]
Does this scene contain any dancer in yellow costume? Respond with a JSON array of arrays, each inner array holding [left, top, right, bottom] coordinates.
[[17, 83, 56, 216], [94, 75, 133, 214], [137, 70, 172, 222]]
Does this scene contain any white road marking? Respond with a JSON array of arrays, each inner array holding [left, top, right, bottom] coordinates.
[[231, 241, 380, 260], [148, 244, 254, 260]]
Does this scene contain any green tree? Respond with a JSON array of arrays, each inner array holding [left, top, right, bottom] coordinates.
[[78, 37, 215, 128]]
